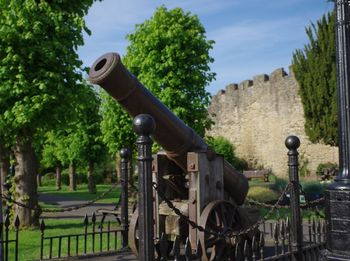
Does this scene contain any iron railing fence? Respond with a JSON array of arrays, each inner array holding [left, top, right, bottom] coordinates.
[[156, 216, 326, 260], [38, 213, 125, 261], [0, 215, 19, 261]]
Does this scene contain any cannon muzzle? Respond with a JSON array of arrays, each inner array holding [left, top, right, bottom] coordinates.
[[89, 52, 248, 205]]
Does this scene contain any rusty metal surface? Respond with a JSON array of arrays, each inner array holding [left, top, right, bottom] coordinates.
[[89, 52, 248, 205]]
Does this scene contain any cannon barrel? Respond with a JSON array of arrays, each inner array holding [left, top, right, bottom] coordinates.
[[89, 52, 248, 205]]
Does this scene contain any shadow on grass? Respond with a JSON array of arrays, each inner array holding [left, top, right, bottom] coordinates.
[[38, 184, 121, 204]]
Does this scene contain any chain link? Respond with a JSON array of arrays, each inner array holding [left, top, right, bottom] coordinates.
[[152, 182, 292, 238], [246, 184, 325, 210], [1, 183, 119, 213]]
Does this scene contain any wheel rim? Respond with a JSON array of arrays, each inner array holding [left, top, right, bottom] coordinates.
[[128, 209, 139, 257], [198, 200, 241, 261]]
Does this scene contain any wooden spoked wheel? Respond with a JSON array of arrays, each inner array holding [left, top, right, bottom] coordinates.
[[128, 209, 140, 256], [198, 200, 242, 261], [128, 209, 171, 258]]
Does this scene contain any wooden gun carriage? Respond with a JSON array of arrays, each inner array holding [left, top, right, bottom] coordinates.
[[89, 53, 253, 260]]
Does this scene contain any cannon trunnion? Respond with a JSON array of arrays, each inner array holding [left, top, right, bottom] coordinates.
[[89, 52, 252, 260]]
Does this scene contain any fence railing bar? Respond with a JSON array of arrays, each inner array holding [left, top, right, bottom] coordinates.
[[172, 236, 180, 261], [184, 237, 192, 261], [114, 231, 117, 250], [58, 237, 62, 258], [4, 215, 9, 261], [76, 235, 79, 256], [68, 236, 72, 257], [49, 238, 53, 259], [14, 216, 19, 261], [99, 225, 103, 252], [107, 221, 110, 251], [159, 233, 168, 261], [84, 215, 88, 254], [273, 222, 279, 256], [92, 212, 96, 253]]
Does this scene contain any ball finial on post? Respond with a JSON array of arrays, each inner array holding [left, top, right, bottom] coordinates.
[[133, 114, 156, 136], [285, 135, 300, 150], [120, 148, 130, 159]]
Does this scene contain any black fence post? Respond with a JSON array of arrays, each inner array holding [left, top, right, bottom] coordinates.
[[120, 148, 129, 249], [285, 136, 303, 258], [133, 114, 155, 261], [40, 219, 45, 260]]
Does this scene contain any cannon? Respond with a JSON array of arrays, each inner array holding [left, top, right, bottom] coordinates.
[[89, 53, 252, 260]]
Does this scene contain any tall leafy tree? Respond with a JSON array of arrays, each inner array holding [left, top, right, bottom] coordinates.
[[78, 84, 106, 194], [123, 6, 215, 137], [100, 92, 136, 181], [41, 84, 104, 192], [292, 11, 337, 146], [41, 131, 63, 190], [0, 0, 97, 226]]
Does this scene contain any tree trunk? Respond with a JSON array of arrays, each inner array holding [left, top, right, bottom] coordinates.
[[115, 152, 120, 183], [87, 162, 96, 194], [69, 162, 76, 191], [14, 139, 40, 227], [0, 143, 10, 195], [55, 165, 62, 190]]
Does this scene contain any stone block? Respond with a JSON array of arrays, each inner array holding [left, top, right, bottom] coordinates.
[[238, 80, 253, 90], [253, 74, 269, 84]]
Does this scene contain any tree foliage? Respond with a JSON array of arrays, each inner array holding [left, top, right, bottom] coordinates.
[[123, 6, 215, 137], [0, 0, 97, 226], [100, 91, 136, 155], [41, 83, 105, 190], [206, 136, 247, 171], [292, 11, 337, 146], [0, 0, 96, 140]]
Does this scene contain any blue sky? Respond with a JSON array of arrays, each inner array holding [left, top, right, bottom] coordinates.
[[78, 0, 333, 95]]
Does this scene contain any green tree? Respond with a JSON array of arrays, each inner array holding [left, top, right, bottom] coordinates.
[[78, 84, 106, 193], [41, 84, 104, 192], [206, 136, 247, 171], [123, 6, 215, 137], [292, 11, 337, 146], [100, 91, 136, 181], [41, 131, 63, 190], [0, 0, 96, 226]]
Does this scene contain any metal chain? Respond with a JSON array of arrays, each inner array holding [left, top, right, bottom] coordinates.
[[230, 182, 292, 237], [298, 183, 325, 218], [152, 182, 292, 238], [1, 183, 119, 213], [246, 185, 325, 209], [152, 182, 221, 237]]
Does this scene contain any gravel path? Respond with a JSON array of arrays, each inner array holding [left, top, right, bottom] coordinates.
[[38, 191, 119, 219]]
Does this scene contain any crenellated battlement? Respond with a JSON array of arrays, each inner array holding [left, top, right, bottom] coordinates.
[[214, 67, 293, 97]]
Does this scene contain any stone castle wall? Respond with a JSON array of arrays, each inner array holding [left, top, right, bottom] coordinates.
[[207, 67, 338, 177]]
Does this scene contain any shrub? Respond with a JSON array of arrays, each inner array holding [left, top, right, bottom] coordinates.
[[300, 181, 327, 200], [247, 186, 279, 202], [41, 172, 56, 186], [205, 136, 248, 171], [316, 162, 338, 176], [271, 177, 288, 193]]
